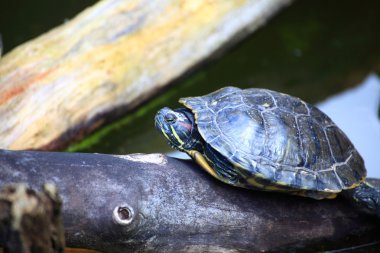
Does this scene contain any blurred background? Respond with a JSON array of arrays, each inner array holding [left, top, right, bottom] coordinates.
[[1, 0, 379, 177]]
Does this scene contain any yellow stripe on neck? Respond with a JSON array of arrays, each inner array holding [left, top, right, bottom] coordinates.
[[170, 125, 184, 145]]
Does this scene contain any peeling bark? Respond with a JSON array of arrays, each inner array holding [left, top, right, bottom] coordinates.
[[0, 150, 379, 252]]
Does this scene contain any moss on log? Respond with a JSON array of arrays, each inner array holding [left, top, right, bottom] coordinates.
[[0, 150, 379, 252], [0, 0, 291, 151]]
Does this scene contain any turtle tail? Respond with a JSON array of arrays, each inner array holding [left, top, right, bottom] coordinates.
[[342, 181, 380, 218]]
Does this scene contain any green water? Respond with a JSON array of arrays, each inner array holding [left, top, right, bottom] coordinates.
[[65, 0, 380, 154]]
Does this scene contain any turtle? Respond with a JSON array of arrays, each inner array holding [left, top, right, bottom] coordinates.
[[154, 86, 380, 217]]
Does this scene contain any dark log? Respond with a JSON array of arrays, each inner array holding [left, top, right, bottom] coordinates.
[[0, 183, 65, 253], [0, 149, 379, 252]]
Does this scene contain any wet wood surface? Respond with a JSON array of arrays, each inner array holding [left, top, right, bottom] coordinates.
[[0, 150, 379, 252], [0, 0, 291, 151]]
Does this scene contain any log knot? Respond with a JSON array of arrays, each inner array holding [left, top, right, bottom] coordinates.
[[113, 204, 135, 225]]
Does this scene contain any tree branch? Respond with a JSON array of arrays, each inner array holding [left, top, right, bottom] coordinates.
[[0, 150, 379, 252]]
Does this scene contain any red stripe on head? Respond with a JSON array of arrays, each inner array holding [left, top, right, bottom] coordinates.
[[178, 121, 192, 131]]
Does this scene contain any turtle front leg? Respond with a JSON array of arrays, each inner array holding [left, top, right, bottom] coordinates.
[[187, 150, 220, 180]]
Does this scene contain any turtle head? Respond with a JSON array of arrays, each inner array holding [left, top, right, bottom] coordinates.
[[155, 107, 202, 152]]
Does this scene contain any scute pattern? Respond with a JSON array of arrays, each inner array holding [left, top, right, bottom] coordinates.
[[179, 87, 366, 192]]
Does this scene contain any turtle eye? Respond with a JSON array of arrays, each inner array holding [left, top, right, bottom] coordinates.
[[164, 113, 177, 123]]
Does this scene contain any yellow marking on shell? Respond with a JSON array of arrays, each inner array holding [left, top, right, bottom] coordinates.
[[346, 177, 366, 189], [246, 177, 266, 189], [234, 162, 288, 191], [264, 185, 289, 191], [187, 150, 219, 180], [263, 102, 270, 107], [295, 191, 338, 199], [254, 172, 266, 179], [299, 184, 310, 190], [322, 187, 341, 193], [170, 125, 184, 145], [275, 180, 289, 186], [246, 176, 294, 192], [325, 193, 338, 199]]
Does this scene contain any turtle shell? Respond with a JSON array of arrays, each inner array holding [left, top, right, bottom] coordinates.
[[179, 87, 366, 192]]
